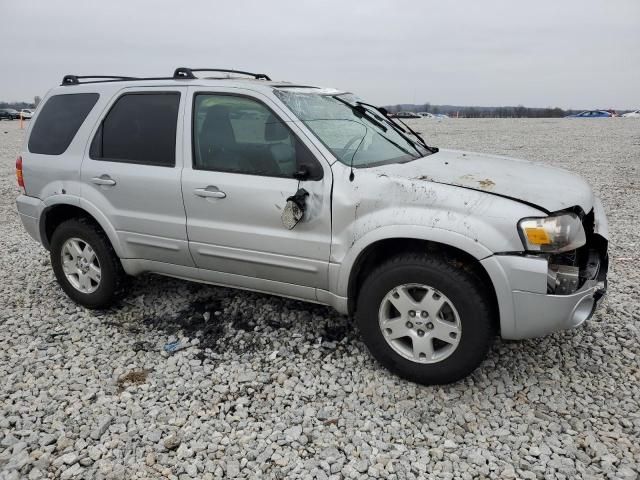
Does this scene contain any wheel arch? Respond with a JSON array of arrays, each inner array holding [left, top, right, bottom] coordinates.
[[343, 233, 499, 331], [39, 200, 124, 258]]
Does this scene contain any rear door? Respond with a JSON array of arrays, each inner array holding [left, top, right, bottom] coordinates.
[[80, 87, 193, 266], [181, 87, 333, 294]]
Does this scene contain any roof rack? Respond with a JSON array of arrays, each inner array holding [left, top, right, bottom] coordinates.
[[62, 75, 139, 85], [61, 67, 272, 86], [173, 67, 271, 81]]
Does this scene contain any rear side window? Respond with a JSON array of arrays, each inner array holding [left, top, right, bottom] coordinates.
[[90, 92, 180, 167], [28, 93, 99, 155]]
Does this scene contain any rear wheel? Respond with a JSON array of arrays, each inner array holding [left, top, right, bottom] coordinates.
[[355, 253, 494, 385], [50, 218, 122, 309]]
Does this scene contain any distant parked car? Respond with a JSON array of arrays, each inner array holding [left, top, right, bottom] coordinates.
[[391, 111, 421, 119], [566, 110, 613, 118], [0, 108, 20, 120], [417, 112, 450, 120], [622, 110, 640, 118], [19, 109, 34, 119]]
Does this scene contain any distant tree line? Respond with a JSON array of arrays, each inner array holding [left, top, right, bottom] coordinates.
[[0, 96, 41, 110], [384, 102, 581, 118]]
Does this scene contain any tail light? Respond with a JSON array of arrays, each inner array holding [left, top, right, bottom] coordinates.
[[16, 156, 25, 193]]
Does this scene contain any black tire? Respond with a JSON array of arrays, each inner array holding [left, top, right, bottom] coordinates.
[[355, 253, 494, 385], [50, 218, 123, 309]]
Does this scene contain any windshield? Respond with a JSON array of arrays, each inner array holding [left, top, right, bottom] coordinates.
[[274, 90, 429, 168]]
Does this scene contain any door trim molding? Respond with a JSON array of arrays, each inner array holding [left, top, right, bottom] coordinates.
[[196, 244, 319, 273], [120, 258, 318, 303], [123, 234, 181, 251]]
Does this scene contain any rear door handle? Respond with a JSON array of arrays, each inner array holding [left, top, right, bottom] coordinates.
[[91, 175, 116, 186], [194, 187, 226, 199]]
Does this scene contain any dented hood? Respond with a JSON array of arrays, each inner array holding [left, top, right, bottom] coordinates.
[[371, 149, 595, 213]]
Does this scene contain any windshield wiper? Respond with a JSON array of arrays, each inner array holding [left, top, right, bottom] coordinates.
[[357, 102, 439, 154], [356, 102, 418, 147], [333, 96, 389, 133], [391, 115, 439, 154], [331, 96, 421, 180], [334, 96, 423, 159], [371, 130, 420, 159]]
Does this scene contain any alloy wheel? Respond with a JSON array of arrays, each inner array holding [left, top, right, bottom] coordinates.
[[60, 237, 101, 294], [378, 283, 462, 364]]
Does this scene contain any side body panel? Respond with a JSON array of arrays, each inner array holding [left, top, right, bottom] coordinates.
[[328, 160, 546, 298], [20, 86, 98, 206]]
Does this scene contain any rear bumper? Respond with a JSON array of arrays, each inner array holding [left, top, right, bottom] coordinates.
[[16, 194, 45, 244]]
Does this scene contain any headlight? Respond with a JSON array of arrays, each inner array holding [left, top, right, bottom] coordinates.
[[518, 212, 586, 253]]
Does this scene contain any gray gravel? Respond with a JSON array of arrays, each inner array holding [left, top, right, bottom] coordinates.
[[1, 118, 639, 479]]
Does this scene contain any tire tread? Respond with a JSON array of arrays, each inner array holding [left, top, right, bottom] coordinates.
[[356, 252, 494, 385], [50, 217, 123, 309]]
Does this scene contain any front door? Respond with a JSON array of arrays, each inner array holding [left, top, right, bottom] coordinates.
[[181, 88, 332, 293]]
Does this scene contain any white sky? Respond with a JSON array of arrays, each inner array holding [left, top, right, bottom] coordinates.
[[1, 0, 639, 109]]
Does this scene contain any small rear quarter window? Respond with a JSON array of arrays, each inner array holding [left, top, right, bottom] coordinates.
[[28, 93, 99, 155]]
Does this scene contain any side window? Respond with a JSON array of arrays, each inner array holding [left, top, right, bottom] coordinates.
[[28, 93, 99, 155], [193, 94, 321, 179], [90, 92, 180, 167]]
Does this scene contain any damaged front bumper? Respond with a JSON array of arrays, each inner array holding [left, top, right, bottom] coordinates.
[[483, 198, 609, 340], [507, 260, 607, 339]]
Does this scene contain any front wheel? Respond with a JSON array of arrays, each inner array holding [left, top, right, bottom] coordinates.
[[50, 218, 122, 309], [355, 253, 494, 385]]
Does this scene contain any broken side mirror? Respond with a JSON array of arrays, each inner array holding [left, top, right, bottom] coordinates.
[[281, 188, 309, 230]]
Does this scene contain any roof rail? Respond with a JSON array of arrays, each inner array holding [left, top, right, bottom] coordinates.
[[173, 67, 271, 81], [61, 75, 139, 86], [60, 67, 272, 86]]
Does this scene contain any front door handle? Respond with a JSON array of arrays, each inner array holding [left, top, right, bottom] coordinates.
[[194, 187, 226, 199], [91, 175, 116, 186]]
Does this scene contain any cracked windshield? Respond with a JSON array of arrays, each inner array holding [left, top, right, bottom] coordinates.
[[275, 89, 429, 167]]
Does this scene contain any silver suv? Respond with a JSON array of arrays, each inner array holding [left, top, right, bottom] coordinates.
[[16, 68, 609, 384]]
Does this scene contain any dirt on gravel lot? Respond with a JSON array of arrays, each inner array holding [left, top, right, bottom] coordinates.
[[1, 118, 638, 479]]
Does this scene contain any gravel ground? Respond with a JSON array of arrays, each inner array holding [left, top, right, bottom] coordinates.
[[1, 118, 639, 480]]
